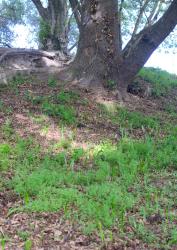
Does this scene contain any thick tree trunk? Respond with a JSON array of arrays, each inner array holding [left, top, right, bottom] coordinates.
[[70, 0, 121, 88], [70, 0, 177, 96], [32, 0, 68, 53]]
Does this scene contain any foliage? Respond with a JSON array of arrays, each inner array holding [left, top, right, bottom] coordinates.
[[10, 74, 30, 86], [100, 103, 159, 130], [0, 78, 177, 248], [48, 76, 57, 87], [39, 18, 50, 47], [0, 124, 174, 236], [138, 67, 177, 97], [0, 0, 25, 46], [42, 101, 76, 125]]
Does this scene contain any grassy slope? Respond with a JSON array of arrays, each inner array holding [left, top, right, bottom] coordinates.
[[0, 68, 177, 249]]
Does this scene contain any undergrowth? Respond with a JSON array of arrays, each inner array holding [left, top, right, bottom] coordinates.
[[0, 70, 177, 248], [1, 125, 176, 241], [99, 103, 160, 131], [138, 67, 177, 97]]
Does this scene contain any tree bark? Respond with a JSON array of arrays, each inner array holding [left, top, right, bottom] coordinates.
[[70, 0, 121, 88], [32, 0, 68, 53], [70, 0, 177, 96], [120, 0, 177, 89]]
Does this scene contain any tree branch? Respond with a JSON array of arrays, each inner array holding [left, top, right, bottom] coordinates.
[[151, 0, 164, 24], [69, 0, 82, 29], [146, 0, 161, 26], [31, 0, 48, 20], [69, 41, 78, 52], [132, 0, 151, 38], [121, 0, 177, 85]]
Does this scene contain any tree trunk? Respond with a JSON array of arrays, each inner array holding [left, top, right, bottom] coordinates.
[[70, 0, 121, 88], [32, 0, 68, 53], [70, 0, 177, 96]]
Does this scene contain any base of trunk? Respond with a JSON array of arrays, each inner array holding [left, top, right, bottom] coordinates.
[[65, 61, 130, 103]]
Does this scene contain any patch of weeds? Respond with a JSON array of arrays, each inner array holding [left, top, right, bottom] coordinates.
[[24, 90, 45, 105], [48, 76, 57, 87], [0, 236, 8, 250], [30, 114, 48, 124], [57, 90, 80, 104], [24, 239, 32, 250], [4, 123, 176, 249], [10, 139, 135, 231], [0, 143, 11, 170], [168, 228, 177, 246], [56, 138, 72, 150], [10, 74, 31, 86], [105, 79, 116, 90], [1, 119, 14, 138], [100, 104, 159, 130], [164, 103, 176, 114], [18, 231, 30, 241], [10, 129, 176, 226], [40, 125, 49, 136], [42, 101, 77, 125], [138, 67, 177, 97], [0, 99, 4, 110], [129, 218, 157, 244], [117, 108, 159, 129], [0, 100, 13, 114]]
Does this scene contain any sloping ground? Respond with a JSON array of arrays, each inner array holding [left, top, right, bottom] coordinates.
[[0, 69, 177, 250]]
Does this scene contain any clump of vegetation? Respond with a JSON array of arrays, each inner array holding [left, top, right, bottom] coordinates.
[[0, 143, 11, 171], [48, 76, 57, 87], [138, 67, 177, 97], [42, 101, 76, 124], [57, 90, 80, 104], [0, 67, 177, 249], [23, 89, 79, 125], [100, 104, 159, 130], [105, 79, 116, 90], [39, 19, 51, 46], [0, 100, 12, 114], [10, 74, 31, 86], [2, 125, 175, 239]]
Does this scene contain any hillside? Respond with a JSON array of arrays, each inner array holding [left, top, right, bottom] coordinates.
[[0, 67, 177, 250]]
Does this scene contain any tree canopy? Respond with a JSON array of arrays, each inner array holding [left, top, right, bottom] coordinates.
[[0, 0, 24, 47]]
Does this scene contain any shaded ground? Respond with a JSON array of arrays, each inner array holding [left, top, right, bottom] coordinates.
[[0, 72, 177, 249]]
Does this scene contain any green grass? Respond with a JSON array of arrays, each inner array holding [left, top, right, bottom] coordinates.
[[57, 90, 80, 103], [0, 100, 13, 114], [9, 74, 33, 89], [100, 104, 159, 131], [42, 101, 77, 124], [1, 125, 175, 241], [0, 72, 177, 248], [23, 90, 79, 125], [48, 76, 57, 87], [138, 67, 177, 97]]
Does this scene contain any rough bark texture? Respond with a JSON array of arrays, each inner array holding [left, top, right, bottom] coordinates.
[[32, 0, 68, 53], [71, 0, 120, 88], [70, 0, 177, 95], [120, 0, 177, 89]]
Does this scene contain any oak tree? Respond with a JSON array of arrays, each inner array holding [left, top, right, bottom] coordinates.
[[69, 0, 177, 97]]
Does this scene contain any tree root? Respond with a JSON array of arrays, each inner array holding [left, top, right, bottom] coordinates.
[[0, 48, 55, 64]]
